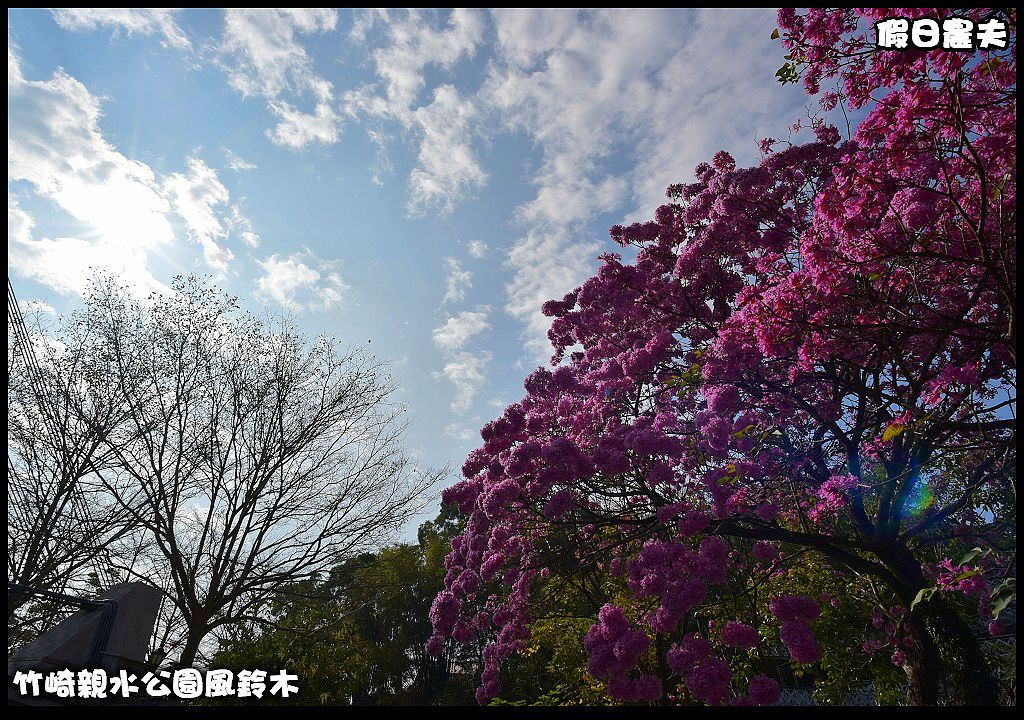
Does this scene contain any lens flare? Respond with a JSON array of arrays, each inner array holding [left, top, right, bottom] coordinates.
[[901, 470, 935, 518]]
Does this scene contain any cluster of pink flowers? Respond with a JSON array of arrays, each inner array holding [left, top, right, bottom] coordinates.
[[770, 595, 821, 663], [744, 674, 782, 706], [426, 8, 1014, 705], [666, 634, 728, 705], [664, 632, 778, 706], [921, 363, 981, 407], [808, 474, 858, 524], [625, 538, 715, 634], [721, 621, 760, 650], [583, 604, 661, 702], [863, 603, 923, 669], [933, 558, 988, 596]]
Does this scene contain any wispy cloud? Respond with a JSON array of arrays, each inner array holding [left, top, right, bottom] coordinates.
[[8, 45, 174, 295], [164, 156, 233, 275], [31, 8, 810, 373], [333, 9, 806, 359], [432, 308, 491, 353], [345, 9, 487, 213], [8, 42, 261, 296], [254, 249, 349, 312], [23, 299, 56, 315], [467, 240, 487, 259], [444, 421, 476, 442], [344, 9, 485, 125], [504, 228, 598, 358], [441, 257, 472, 305], [226, 203, 260, 248], [50, 8, 191, 50], [219, 9, 342, 149], [224, 149, 257, 172], [481, 8, 807, 358], [407, 84, 486, 215], [433, 350, 491, 413]]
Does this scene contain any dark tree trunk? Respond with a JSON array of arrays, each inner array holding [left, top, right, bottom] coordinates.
[[930, 596, 999, 705], [715, 522, 1001, 706], [904, 607, 941, 705], [177, 625, 207, 669], [880, 543, 998, 706]]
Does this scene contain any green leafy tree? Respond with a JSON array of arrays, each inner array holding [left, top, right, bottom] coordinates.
[[207, 506, 479, 705]]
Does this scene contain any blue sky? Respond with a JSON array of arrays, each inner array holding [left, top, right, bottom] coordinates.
[[8, 8, 814, 534]]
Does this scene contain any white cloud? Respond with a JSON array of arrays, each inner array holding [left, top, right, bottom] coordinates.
[[254, 249, 349, 312], [225, 149, 257, 171], [516, 174, 628, 228], [345, 8, 485, 125], [431, 258, 491, 409], [441, 257, 471, 305], [483, 8, 808, 357], [490, 8, 578, 70], [8, 46, 175, 295], [219, 9, 342, 149], [431, 255, 491, 413], [625, 9, 808, 218], [8, 194, 166, 297], [23, 299, 56, 315], [434, 350, 491, 413], [364, 128, 394, 186], [8, 194, 33, 246], [312, 271, 349, 311], [28, 8, 813, 376], [267, 80, 342, 149], [50, 8, 191, 50], [348, 8, 390, 43], [227, 203, 260, 248], [408, 84, 486, 214], [220, 9, 337, 99], [164, 156, 233, 275], [8, 41, 263, 295], [7, 52, 174, 249], [505, 228, 599, 357], [345, 9, 487, 212], [432, 308, 490, 353], [444, 421, 475, 442]]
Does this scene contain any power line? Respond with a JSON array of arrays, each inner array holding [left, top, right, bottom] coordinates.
[[8, 278, 117, 593]]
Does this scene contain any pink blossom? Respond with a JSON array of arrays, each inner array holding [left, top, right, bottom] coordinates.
[[722, 621, 760, 649]]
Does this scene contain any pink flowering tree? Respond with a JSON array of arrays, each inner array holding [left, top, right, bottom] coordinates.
[[428, 8, 1015, 706]]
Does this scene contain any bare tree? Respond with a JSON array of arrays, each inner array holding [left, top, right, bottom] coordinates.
[[81, 276, 438, 666], [7, 284, 137, 634]]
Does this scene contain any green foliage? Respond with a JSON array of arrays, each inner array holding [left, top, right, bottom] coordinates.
[[756, 553, 904, 705], [209, 588, 372, 705], [491, 615, 614, 706], [486, 547, 625, 706], [990, 578, 1015, 620], [206, 505, 477, 705]]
